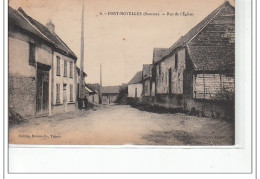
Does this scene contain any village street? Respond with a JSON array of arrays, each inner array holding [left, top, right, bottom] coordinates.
[[9, 105, 234, 145]]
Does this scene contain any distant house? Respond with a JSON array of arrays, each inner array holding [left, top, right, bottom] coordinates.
[[128, 71, 143, 98], [101, 86, 120, 105], [153, 1, 235, 116], [76, 66, 88, 98], [8, 6, 78, 118], [85, 84, 100, 104]]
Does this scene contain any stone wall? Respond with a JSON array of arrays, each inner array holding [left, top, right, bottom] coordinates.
[[155, 48, 185, 94], [9, 75, 36, 118]]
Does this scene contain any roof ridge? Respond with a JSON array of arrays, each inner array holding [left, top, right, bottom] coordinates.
[[155, 1, 231, 65], [17, 7, 77, 60], [185, 1, 227, 45], [54, 34, 77, 57], [17, 8, 54, 44]]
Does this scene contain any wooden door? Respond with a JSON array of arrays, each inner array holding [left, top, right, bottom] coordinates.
[[36, 69, 49, 116]]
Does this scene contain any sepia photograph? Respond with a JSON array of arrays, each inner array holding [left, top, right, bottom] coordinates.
[[8, 0, 235, 145]]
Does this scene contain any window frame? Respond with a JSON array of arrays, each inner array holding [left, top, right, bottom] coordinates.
[[56, 56, 61, 76], [69, 61, 73, 78], [64, 60, 67, 77], [56, 83, 60, 104], [69, 84, 73, 102], [29, 43, 35, 66], [175, 53, 178, 69]]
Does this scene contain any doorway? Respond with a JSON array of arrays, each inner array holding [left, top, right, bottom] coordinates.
[[36, 65, 50, 116]]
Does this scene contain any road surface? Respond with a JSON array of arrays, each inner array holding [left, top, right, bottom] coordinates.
[[9, 105, 234, 145]]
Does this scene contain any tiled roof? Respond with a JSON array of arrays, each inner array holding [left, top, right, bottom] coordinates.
[[153, 48, 168, 63], [17, 7, 77, 60], [155, 1, 234, 66], [101, 86, 120, 94], [86, 83, 101, 93], [8, 6, 54, 45], [187, 45, 235, 71], [142, 64, 152, 78], [76, 66, 87, 77], [128, 71, 143, 84]]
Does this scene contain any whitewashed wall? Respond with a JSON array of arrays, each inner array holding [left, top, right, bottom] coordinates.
[[128, 84, 142, 98]]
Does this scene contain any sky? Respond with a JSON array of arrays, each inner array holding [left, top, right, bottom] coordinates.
[[9, 0, 235, 86]]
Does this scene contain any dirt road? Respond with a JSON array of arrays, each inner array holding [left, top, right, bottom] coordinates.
[[9, 105, 234, 145]]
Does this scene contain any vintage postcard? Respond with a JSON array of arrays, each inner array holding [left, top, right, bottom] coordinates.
[[8, 0, 235, 146]]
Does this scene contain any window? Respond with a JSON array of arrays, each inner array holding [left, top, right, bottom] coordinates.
[[64, 60, 67, 77], [69, 61, 73, 78], [175, 53, 178, 69], [159, 63, 161, 76], [56, 84, 60, 103], [29, 43, 35, 66], [70, 84, 73, 102], [56, 56, 60, 76]]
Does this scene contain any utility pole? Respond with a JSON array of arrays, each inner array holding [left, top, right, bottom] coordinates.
[[79, 0, 85, 99]]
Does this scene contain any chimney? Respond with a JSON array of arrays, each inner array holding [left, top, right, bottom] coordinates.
[[46, 20, 55, 34]]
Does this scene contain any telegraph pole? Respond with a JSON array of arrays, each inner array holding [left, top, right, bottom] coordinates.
[[79, 0, 85, 99], [78, 0, 85, 109]]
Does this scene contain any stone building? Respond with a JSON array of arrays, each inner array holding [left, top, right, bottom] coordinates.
[[8, 6, 78, 118], [153, 1, 235, 117]]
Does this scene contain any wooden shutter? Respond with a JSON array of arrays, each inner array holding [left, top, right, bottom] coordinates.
[[56, 84, 60, 103], [29, 43, 35, 66], [175, 53, 178, 69], [70, 84, 73, 102], [64, 60, 67, 77], [70, 62, 73, 78], [56, 57, 60, 76]]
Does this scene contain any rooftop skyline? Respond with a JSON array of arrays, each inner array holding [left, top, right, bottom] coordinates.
[[9, 0, 235, 86]]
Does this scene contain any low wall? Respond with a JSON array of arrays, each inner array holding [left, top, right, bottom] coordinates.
[[184, 98, 234, 120], [153, 94, 183, 109]]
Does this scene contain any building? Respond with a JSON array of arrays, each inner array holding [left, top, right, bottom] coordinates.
[[86, 84, 100, 104], [153, 1, 235, 116], [128, 71, 143, 98], [101, 86, 120, 105], [142, 64, 155, 97], [76, 66, 88, 98], [8, 6, 78, 118]]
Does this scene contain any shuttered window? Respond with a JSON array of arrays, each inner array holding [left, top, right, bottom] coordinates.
[[56, 84, 60, 103], [70, 84, 73, 102], [56, 56, 60, 76], [159, 63, 161, 76], [29, 43, 35, 66], [69, 61, 73, 78], [175, 53, 178, 69], [64, 60, 67, 77]]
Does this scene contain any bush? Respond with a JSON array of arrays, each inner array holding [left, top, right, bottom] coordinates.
[[115, 84, 128, 104]]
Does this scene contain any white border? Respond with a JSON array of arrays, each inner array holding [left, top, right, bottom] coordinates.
[[3, 0, 256, 177]]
